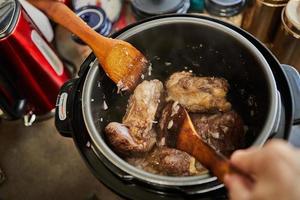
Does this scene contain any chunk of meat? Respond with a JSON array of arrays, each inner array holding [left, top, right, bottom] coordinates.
[[123, 79, 163, 139], [150, 147, 206, 176], [166, 71, 231, 113], [191, 111, 245, 156], [127, 147, 207, 176], [105, 80, 163, 156], [105, 122, 156, 156]]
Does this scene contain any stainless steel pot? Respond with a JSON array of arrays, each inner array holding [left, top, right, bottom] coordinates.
[[84, 17, 279, 186]]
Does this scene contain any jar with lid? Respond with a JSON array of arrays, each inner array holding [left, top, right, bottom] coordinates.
[[131, 0, 190, 20], [242, 0, 289, 46], [272, 0, 300, 71], [204, 0, 246, 27]]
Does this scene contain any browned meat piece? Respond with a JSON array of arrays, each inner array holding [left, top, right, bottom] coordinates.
[[105, 80, 163, 156], [105, 122, 157, 156], [150, 147, 206, 176], [123, 79, 163, 139], [191, 111, 245, 156], [127, 147, 207, 176], [165, 71, 231, 113]]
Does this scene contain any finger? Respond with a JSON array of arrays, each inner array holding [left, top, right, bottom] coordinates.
[[230, 148, 261, 174], [224, 174, 252, 200]]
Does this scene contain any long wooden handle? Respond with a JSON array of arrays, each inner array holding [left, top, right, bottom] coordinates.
[[28, 0, 110, 56]]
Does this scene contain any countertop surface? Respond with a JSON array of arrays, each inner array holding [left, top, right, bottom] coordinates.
[[0, 118, 122, 200]]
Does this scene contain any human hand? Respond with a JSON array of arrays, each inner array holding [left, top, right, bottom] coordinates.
[[224, 139, 300, 200]]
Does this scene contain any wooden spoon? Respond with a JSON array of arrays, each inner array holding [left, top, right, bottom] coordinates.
[[28, 0, 146, 91], [162, 102, 254, 183]]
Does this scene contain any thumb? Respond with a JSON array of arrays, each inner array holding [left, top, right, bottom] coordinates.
[[224, 174, 252, 200]]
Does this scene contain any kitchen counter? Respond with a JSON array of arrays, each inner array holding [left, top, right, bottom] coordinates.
[[0, 118, 122, 200]]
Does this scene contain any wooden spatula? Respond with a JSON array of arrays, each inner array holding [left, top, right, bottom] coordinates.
[[28, 0, 146, 91], [162, 102, 254, 183]]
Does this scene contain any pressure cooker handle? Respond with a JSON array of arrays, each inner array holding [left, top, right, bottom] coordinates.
[[281, 64, 300, 125], [55, 78, 79, 137], [55, 53, 96, 137]]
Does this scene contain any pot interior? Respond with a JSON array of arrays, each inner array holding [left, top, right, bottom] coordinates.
[[83, 17, 277, 186]]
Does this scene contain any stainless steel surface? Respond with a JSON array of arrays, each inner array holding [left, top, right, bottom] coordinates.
[[272, 0, 300, 71], [242, 0, 289, 45]]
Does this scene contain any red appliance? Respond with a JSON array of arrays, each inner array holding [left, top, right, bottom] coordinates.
[[60, 0, 71, 7], [0, 0, 70, 122]]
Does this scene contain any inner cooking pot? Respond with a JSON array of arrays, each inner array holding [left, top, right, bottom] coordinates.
[[82, 17, 278, 186]]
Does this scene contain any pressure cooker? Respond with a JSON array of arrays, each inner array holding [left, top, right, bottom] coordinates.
[[55, 15, 300, 199]]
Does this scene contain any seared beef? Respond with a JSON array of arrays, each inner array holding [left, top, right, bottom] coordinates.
[[105, 122, 157, 156], [105, 80, 163, 156], [165, 71, 231, 113], [150, 147, 206, 176], [122, 79, 163, 139], [127, 147, 207, 176], [191, 111, 245, 156]]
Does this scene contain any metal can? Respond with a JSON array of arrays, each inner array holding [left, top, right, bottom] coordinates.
[[204, 0, 246, 27], [242, 0, 289, 46], [272, 0, 300, 71]]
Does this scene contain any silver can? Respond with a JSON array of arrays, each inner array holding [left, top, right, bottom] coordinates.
[[242, 0, 289, 46], [272, 0, 300, 71]]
